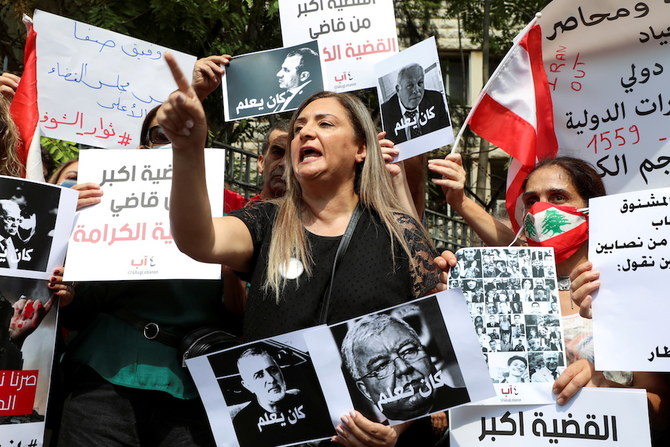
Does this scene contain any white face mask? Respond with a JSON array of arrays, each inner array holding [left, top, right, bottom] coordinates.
[[152, 143, 172, 150]]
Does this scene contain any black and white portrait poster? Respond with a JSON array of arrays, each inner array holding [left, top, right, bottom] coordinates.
[[0, 276, 59, 446], [0, 176, 77, 280], [223, 41, 325, 121], [187, 328, 334, 447], [375, 37, 453, 161], [308, 290, 493, 425], [449, 247, 566, 405]]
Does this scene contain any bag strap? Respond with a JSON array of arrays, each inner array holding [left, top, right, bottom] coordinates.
[[317, 203, 363, 325]]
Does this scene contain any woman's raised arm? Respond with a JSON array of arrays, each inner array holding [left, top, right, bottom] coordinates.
[[159, 53, 254, 271]]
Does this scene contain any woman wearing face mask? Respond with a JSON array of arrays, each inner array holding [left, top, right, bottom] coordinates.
[[429, 153, 670, 431]]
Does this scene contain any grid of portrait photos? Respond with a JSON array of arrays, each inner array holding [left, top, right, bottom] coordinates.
[[449, 247, 566, 400]]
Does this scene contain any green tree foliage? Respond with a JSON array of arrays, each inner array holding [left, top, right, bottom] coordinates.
[[445, 0, 552, 56]]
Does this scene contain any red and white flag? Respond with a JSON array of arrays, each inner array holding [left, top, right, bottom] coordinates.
[[460, 21, 558, 230], [9, 15, 44, 181]]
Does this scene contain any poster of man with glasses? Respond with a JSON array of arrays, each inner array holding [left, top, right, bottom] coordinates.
[[332, 297, 471, 423]]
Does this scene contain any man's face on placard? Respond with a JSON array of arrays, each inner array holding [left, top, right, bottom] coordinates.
[[396, 65, 425, 110], [277, 54, 303, 90], [238, 353, 287, 409], [354, 321, 434, 420], [0, 202, 20, 238]]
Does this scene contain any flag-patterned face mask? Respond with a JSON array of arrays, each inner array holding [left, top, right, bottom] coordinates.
[[523, 202, 589, 263]]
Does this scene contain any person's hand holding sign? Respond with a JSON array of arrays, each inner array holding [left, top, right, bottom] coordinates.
[[156, 53, 208, 153]]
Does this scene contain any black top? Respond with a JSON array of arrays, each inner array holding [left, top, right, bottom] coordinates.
[[231, 201, 438, 341]]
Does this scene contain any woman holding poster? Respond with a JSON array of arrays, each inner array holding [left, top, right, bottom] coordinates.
[[159, 53, 445, 445], [430, 154, 670, 431]]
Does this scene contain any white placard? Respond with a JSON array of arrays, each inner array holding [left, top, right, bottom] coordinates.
[[311, 291, 493, 425], [537, 0, 670, 195], [63, 149, 224, 281], [449, 247, 564, 405], [450, 388, 650, 446], [34, 10, 195, 148], [279, 0, 398, 92], [375, 37, 454, 159], [589, 187, 670, 371], [187, 328, 335, 447]]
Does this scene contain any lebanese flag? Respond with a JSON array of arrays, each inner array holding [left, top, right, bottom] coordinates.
[[466, 22, 558, 231], [9, 15, 44, 181]]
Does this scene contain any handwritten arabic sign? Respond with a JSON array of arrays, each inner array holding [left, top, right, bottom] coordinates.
[[449, 247, 564, 405], [187, 291, 494, 446], [279, 0, 398, 92], [34, 10, 195, 148], [537, 0, 670, 195], [375, 37, 454, 160], [63, 149, 224, 281], [588, 187, 670, 371], [450, 388, 650, 446], [223, 41, 324, 121]]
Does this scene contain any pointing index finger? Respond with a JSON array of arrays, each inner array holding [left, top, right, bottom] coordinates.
[[165, 52, 191, 93]]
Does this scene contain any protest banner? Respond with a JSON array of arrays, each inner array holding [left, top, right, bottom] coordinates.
[[0, 177, 77, 281], [537, 0, 670, 194], [450, 388, 650, 446], [375, 37, 454, 161], [187, 290, 493, 446], [63, 149, 224, 281], [33, 10, 195, 148], [279, 0, 398, 92], [223, 41, 324, 121], [449, 247, 564, 405], [589, 187, 670, 371], [0, 177, 74, 444]]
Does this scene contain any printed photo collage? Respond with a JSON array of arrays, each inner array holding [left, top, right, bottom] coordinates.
[[449, 247, 566, 386]]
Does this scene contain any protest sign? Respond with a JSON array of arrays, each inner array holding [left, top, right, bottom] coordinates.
[[0, 276, 59, 447], [537, 0, 670, 194], [63, 149, 224, 281], [279, 0, 398, 92], [223, 41, 324, 121], [0, 176, 77, 281], [449, 247, 564, 405], [187, 328, 334, 447], [187, 291, 493, 446], [375, 37, 454, 160], [309, 291, 493, 425], [450, 388, 650, 446], [589, 187, 670, 371], [33, 10, 195, 148]]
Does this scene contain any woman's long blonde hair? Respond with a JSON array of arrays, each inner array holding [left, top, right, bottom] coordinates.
[[264, 91, 419, 301], [0, 98, 23, 178]]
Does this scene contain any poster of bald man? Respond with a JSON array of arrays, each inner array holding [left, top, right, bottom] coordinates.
[[223, 40, 324, 121], [375, 37, 454, 161], [0, 176, 77, 280], [186, 329, 334, 447]]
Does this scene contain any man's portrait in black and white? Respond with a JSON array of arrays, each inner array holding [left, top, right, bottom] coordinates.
[[224, 41, 324, 120], [0, 179, 60, 273], [379, 62, 450, 145], [207, 340, 333, 447], [334, 300, 470, 423]]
